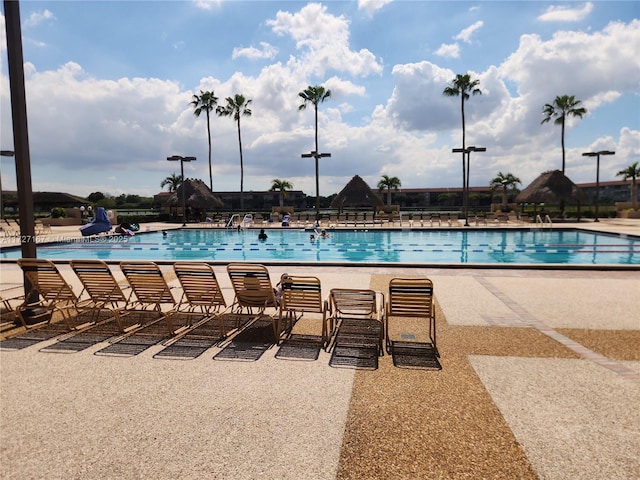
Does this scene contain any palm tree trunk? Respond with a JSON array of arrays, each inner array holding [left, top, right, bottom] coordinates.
[[237, 118, 244, 211], [206, 113, 213, 191], [314, 104, 320, 220], [561, 117, 566, 174], [632, 179, 638, 210]]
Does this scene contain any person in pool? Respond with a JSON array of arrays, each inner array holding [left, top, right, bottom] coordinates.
[[258, 229, 268, 240]]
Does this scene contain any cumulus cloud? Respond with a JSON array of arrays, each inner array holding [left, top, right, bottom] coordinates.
[[267, 3, 383, 78], [357, 0, 393, 17], [454, 20, 484, 44], [538, 2, 594, 22], [193, 0, 222, 11], [434, 43, 460, 59], [23, 9, 55, 28], [232, 42, 278, 60]]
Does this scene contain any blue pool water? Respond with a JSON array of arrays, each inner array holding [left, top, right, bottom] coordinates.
[[2, 228, 638, 265]]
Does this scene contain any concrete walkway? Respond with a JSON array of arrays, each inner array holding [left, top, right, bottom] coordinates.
[[0, 219, 638, 479]]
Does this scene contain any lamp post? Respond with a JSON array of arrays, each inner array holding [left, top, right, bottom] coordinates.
[[0, 150, 15, 220], [301, 150, 331, 221], [582, 150, 615, 222], [452, 146, 486, 226], [167, 155, 196, 226]]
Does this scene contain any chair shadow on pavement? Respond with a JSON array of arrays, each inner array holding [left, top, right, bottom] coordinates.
[[388, 341, 442, 370], [275, 334, 323, 361], [213, 316, 275, 362]]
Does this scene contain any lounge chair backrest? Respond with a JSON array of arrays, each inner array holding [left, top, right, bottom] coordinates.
[[280, 275, 323, 313], [387, 278, 434, 318], [119, 262, 175, 309], [70, 260, 129, 304], [173, 262, 226, 308], [227, 263, 277, 309], [329, 288, 380, 318], [17, 258, 78, 304]]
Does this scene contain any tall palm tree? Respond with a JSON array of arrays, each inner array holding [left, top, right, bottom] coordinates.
[[443, 73, 482, 218], [191, 90, 218, 191], [217, 94, 252, 211], [270, 178, 294, 209], [616, 161, 640, 210], [160, 172, 182, 192], [541, 95, 587, 174], [490, 172, 521, 209], [298, 85, 331, 219], [377, 174, 401, 208]]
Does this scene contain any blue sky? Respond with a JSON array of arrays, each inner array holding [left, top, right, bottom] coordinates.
[[1, 0, 639, 200]]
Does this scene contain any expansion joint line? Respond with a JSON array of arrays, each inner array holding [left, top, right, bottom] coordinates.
[[474, 276, 640, 384]]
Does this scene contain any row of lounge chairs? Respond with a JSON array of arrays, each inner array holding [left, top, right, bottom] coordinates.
[[3, 259, 439, 366], [196, 212, 531, 229], [0, 218, 52, 238]]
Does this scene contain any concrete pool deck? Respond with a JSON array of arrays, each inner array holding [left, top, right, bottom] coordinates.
[[0, 219, 638, 479]]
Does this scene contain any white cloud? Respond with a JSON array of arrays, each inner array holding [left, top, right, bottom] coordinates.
[[501, 20, 640, 102], [267, 3, 383, 78], [193, 0, 222, 11], [538, 2, 594, 22], [23, 9, 55, 28], [434, 43, 460, 59], [454, 21, 484, 44], [232, 42, 278, 60], [357, 0, 393, 17]]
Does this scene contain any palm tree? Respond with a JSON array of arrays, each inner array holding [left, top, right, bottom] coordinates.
[[298, 85, 331, 219], [270, 178, 294, 209], [490, 172, 521, 209], [191, 90, 218, 191], [616, 161, 640, 210], [541, 95, 587, 174], [217, 94, 252, 211], [377, 174, 402, 208], [160, 172, 182, 192], [443, 73, 482, 219]]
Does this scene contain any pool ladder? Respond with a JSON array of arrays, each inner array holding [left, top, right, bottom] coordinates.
[[535, 214, 552, 229], [225, 214, 253, 229]]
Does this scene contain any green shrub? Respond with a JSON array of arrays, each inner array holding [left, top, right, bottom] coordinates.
[[51, 207, 66, 218]]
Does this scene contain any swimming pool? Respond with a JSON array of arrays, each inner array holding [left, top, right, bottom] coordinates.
[[1, 228, 638, 266]]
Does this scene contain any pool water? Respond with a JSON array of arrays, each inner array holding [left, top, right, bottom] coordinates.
[[2, 228, 638, 265]]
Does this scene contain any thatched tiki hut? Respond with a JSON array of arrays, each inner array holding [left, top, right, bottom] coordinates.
[[330, 175, 384, 213], [167, 178, 224, 222], [515, 170, 586, 215]]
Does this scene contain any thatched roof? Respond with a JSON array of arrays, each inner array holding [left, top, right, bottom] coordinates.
[[330, 175, 384, 210], [167, 178, 224, 210], [515, 170, 586, 204]]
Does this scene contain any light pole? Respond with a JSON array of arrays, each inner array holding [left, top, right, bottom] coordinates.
[[582, 150, 615, 222], [167, 155, 196, 226], [301, 150, 331, 221], [453, 146, 486, 226], [0, 150, 15, 220]]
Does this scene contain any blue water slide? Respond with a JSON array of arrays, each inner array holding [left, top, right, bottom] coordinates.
[[79, 207, 112, 236]]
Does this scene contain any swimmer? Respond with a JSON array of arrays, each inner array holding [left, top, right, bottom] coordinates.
[[258, 229, 268, 240], [320, 229, 330, 238], [162, 230, 168, 237], [310, 234, 316, 241]]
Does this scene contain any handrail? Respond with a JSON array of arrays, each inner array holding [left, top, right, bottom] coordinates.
[[535, 214, 553, 229], [226, 214, 239, 229]]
